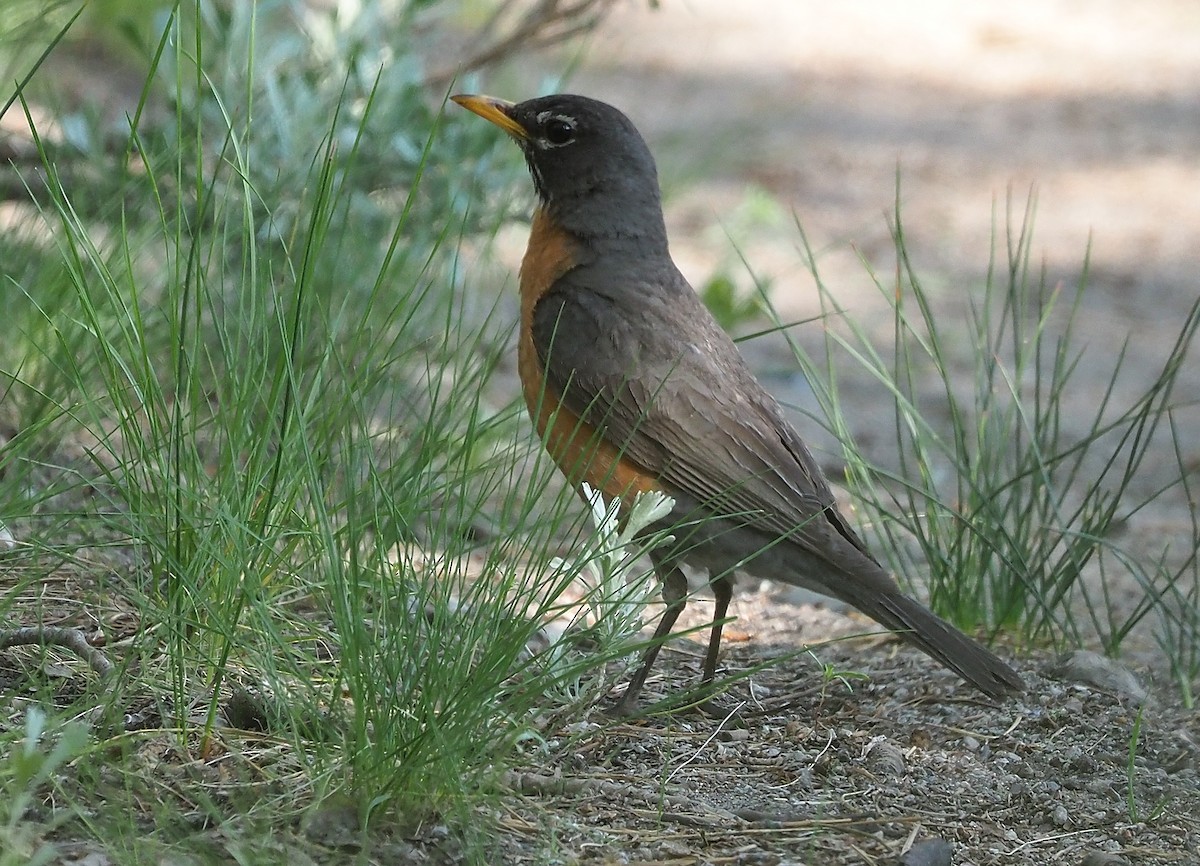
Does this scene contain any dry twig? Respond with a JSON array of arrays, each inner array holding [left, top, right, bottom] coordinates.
[[0, 625, 115, 678], [428, 0, 622, 89], [503, 769, 737, 828]]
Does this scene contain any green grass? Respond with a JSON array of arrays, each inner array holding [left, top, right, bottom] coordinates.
[[0, 1, 669, 861], [0, 708, 89, 866], [773, 187, 1199, 697]]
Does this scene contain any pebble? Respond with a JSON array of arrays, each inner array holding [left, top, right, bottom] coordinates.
[[863, 737, 906, 777], [1048, 650, 1149, 704], [901, 837, 953, 866], [1080, 852, 1132, 866]]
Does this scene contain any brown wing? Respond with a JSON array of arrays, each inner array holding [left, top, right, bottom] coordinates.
[[532, 263, 1026, 699], [530, 262, 875, 565]]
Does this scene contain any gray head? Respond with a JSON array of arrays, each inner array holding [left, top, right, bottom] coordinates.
[[452, 93, 667, 249]]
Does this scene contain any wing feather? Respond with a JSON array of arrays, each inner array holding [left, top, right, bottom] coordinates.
[[531, 263, 874, 564]]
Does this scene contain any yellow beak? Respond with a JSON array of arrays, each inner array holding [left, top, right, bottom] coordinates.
[[450, 94, 528, 140]]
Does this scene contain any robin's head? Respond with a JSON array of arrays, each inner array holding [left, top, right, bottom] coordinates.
[[452, 93, 666, 247]]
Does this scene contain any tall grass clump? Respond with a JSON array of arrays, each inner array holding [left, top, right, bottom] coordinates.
[[781, 189, 1199, 690], [1, 1, 655, 860]]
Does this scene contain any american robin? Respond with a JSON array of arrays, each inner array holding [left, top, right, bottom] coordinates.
[[452, 93, 1023, 713]]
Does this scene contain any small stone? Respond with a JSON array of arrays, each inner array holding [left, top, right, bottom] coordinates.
[[303, 802, 361, 849], [1047, 651, 1148, 704], [901, 836, 953, 866], [863, 737, 906, 777], [1051, 804, 1070, 826], [733, 853, 781, 866], [1081, 851, 1132, 866], [223, 686, 271, 731], [653, 840, 691, 857]]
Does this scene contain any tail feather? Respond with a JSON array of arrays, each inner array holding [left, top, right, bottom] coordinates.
[[860, 592, 1023, 698]]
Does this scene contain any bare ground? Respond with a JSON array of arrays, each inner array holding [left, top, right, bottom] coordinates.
[[483, 592, 1200, 865]]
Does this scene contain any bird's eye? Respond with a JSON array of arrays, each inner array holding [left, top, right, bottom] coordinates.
[[544, 116, 576, 145]]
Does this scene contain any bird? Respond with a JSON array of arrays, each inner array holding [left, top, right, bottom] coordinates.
[[451, 92, 1023, 714]]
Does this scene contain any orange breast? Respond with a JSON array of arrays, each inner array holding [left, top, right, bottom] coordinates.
[[518, 208, 662, 506]]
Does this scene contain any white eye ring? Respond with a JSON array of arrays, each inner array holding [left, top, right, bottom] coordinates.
[[536, 111, 577, 147]]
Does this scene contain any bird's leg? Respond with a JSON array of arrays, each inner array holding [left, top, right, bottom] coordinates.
[[701, 576, 733, 688], [692, 575, 742, 719], [611, 561, 688, 716]]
